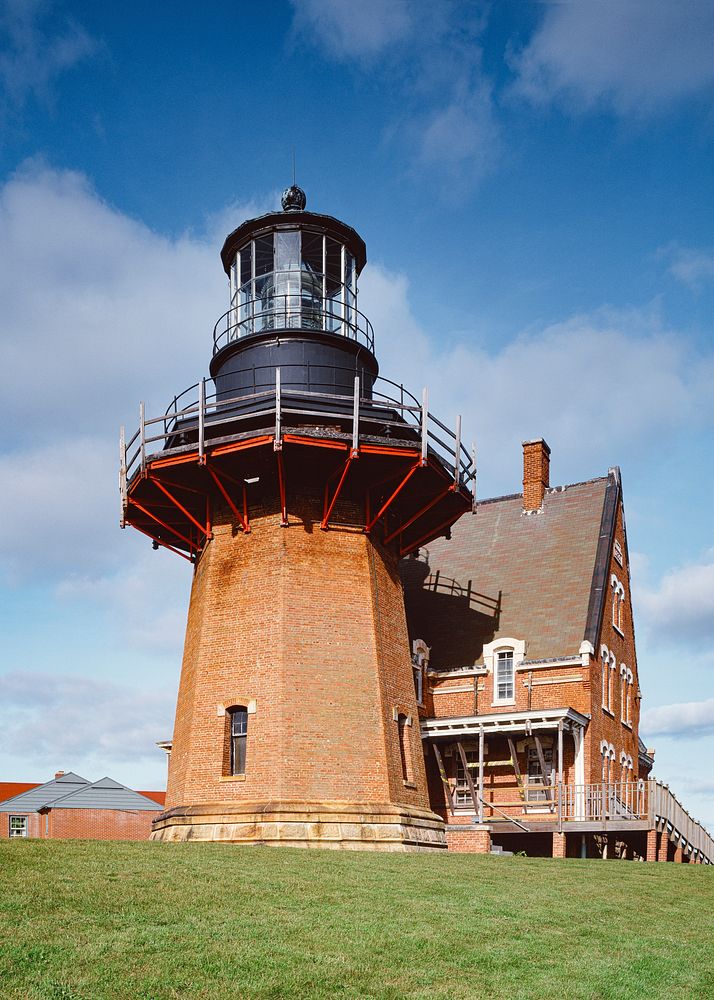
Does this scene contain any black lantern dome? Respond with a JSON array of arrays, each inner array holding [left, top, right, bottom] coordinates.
[[210, 188, 377, 414]]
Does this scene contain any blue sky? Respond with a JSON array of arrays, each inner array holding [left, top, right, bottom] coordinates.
[[1, 0, 713, 824]]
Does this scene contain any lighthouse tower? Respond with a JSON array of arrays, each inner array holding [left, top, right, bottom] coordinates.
[[120, 187, 475, 850]]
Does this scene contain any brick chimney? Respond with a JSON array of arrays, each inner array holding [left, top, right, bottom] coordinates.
[[55, 770, 65, 779], [522, 439, 550, 511]]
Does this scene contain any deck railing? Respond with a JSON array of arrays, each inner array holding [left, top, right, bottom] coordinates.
[[452, 779, 712, 862], [121, 369, 475, 503], [649, 779, 714, 863]]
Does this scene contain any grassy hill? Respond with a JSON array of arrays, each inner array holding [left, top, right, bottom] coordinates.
[[1, 840, 712, 1000]]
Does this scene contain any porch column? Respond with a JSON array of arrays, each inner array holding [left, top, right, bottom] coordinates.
[[572, 724, 585, 819], [552, 832, 567, 858], [658, 829, 669, 862], [646, 829, 658, 862], [478, 725, 484, 825]]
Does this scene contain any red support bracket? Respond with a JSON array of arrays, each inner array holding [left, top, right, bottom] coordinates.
[[382, 483, 453, 546], [128, 498, 197, 553], [321, 455, 354, 530], [129, 520, 194, 562], [149, 476, 213, 539], [276, 450, 288, 527], [400, 512, 461, 558], [205, 463, 247, 532], [365, 461, 421, 534]]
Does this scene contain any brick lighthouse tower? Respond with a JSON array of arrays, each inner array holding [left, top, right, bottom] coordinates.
[[120, 186, 475, 850]]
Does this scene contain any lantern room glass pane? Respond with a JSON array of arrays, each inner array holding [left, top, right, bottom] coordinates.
[[254, 235, 273, 276], [240, 244, 252, 287]]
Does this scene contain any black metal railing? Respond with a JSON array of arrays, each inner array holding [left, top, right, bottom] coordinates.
[[213, 292, 375, 355]]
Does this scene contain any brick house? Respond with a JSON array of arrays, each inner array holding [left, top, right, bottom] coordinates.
[[0, 771, 162, 840], [403, 439, 712, 862]]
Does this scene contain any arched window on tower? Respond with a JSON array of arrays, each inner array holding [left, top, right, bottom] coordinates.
[[397, 713, 412, 783], [228, 706, 248, 776]]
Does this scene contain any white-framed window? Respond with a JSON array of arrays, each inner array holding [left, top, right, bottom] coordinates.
[[601, 646, 616, 714], [455, 747, 479, 807], [613, 539, 623, 567], [601, 644, 609, 709], [625, 668, 633, 726], [495, 650, 515, 703], [526, 744, 553, 806], [412, 639, 429, 706], [611, 574, 625, 634], [9, 815, 28, 838], [600, 741, 615, 783]]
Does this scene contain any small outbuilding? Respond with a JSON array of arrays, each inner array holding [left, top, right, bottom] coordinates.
[[0, 771, 162, 840]]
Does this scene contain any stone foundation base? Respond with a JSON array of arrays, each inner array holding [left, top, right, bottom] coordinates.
[[151, 800, 447, 851]]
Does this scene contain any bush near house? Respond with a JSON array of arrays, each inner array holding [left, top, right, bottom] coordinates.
[[1, 841, 712, 1000]]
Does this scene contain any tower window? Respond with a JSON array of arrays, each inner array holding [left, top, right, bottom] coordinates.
[[397, 714, 412, 783], [229, 706, 248, 776], [495, 650, 515, 703]]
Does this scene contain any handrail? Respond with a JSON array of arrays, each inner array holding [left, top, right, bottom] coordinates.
[[213, 291, 375, 355], [122, 371, 476, 503], [649, 779, 714, 863]]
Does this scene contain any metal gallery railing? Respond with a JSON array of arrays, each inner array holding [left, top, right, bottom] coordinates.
[[213, 291, 375, 355], [120, 368, 476, 508]]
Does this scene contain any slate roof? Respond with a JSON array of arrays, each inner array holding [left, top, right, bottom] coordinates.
[[0, 772, 89, 812], [402, 472, 617, 670], [0, 772, 161, 813]]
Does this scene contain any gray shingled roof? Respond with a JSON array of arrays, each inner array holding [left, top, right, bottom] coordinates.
[[0, 773, 160, 813], [50, 777, 160, 812], [0, 772, 89, 812], [402, 475, 612, 669]]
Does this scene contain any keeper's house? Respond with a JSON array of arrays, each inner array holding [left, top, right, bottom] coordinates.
[[0, 771, 163, 840], [404, 439, 713, 863]]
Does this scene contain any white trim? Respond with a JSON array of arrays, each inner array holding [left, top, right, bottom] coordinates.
[[516, 659, 580, 672], [431, 685, 476, 695], [526, 676, 583, 686]]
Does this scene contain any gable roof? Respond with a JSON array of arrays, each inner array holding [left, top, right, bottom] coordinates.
[[402, 473, 617, 670], [49, 776, 161, 812], [0, 772, 89, 812], [0, 772, 161, 813]]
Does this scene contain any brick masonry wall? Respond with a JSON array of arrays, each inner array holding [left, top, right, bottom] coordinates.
[[1, 809, 156, 839], [166, 496, 431, 814], [587, 498, 642, 785], [445, 826, 491, 853]]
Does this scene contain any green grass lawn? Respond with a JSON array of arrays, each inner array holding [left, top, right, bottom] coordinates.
[[0, 841, 712, 1000]]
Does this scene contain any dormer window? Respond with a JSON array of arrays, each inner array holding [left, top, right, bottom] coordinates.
[[495, 650, 515, 703]]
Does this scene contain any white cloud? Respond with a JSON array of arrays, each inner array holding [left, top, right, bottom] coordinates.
[[362, 267, 714, 493], [416, 78, 501, 187], [641, 698, 714, 738], [638, 549, 714, 643], [0, 0, 98, 110], [290, 0, 498, 189], [57, 550, 189, 656], [289, 0, 414, 60], [0, 161, 224, 444], [661, 243, 714, 290], [510, 0, 714, 115], [0, 670, 175, 767]]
